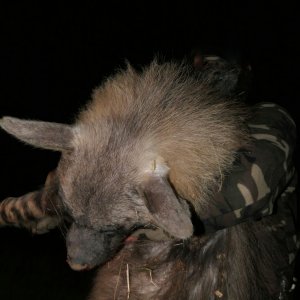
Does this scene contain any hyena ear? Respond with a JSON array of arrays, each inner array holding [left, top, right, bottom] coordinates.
[[0, 117, 73, 151], [141, 165, 193, 239]]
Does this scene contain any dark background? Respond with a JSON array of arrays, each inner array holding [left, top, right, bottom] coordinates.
[[0, 1, 299, 299]]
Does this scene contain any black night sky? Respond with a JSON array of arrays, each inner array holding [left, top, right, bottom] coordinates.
[[0, 1, 299, 299]]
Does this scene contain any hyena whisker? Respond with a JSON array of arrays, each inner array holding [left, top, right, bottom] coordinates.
[[50, 208, 67, 239], [113, 254, 126, 300], [126, 263, 130, 300]]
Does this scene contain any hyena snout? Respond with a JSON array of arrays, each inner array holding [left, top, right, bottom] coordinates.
[[66, 223, 126, 271]]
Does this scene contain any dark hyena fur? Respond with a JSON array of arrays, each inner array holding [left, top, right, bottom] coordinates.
[[0, 60, 287, 298], [90, 219, 288, 300]]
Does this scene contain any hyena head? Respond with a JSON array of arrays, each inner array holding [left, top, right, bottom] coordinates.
[[0, 60, 248, 270], [0, 115, 193, 270]]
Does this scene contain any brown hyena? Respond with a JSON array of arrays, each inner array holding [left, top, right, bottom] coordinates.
[[0, 60, 287, 299]]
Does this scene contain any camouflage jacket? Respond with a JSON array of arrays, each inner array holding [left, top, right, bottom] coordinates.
[[202, 102, 299, 270]]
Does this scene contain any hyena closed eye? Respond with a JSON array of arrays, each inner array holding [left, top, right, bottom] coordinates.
[[0, 60, 291, 299]]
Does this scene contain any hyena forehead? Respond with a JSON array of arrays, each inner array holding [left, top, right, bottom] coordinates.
[[68, 122, 160, 182], [58, 127, 160, 228]]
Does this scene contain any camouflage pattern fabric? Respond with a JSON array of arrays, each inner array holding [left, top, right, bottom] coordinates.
[[202, 102, 299, 296], [203, 102, 297, 227]]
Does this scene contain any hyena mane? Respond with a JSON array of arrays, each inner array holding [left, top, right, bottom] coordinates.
[[73, 60, 250, 216]]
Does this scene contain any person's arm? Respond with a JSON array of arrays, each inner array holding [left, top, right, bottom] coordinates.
[[202, 102, 297, 232]]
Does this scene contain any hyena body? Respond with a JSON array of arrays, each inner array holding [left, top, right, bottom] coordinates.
[[0, 61, 287, 299]]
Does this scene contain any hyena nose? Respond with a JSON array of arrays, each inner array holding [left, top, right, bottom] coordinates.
[[67, 255, 92, 271]]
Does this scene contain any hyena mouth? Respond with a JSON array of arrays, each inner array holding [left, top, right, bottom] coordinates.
[[124, 235, 139, 243], [66, 257, 94, 271], [66, 236, 136, 271]]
